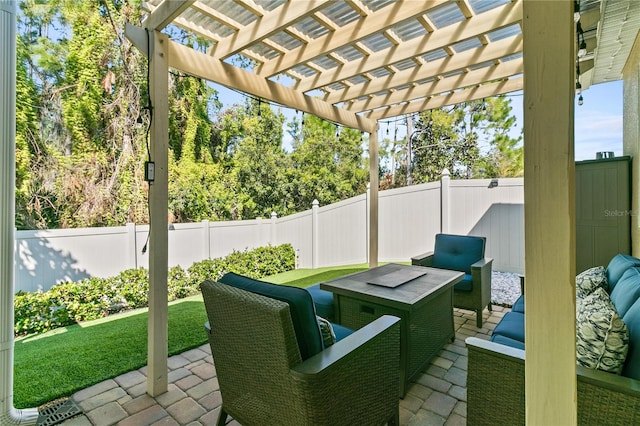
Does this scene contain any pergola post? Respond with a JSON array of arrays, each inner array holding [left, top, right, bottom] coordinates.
[[523, 0, 577, 424], [0, 1, 38, 423], [623, 32, 640, 254], [147, 29, 170, 397], [369, 126, 379, 268]]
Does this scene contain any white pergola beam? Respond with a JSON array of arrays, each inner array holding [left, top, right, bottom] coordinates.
[[259, 0, 446, 77], [211, 0, 329, 59], [523, 0, 577, 423], [350, 58, 522, 113], [329, 34, 523, 105], [367, 76, 522, 120], [294, 0, 522, 93], [146, 29, 170, 397], [125, 24, 376, 133], [142, 0, 194, 31]]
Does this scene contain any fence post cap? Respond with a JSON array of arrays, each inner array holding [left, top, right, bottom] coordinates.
[[312, 199, 319, 206], [442, 168, 451, 177]]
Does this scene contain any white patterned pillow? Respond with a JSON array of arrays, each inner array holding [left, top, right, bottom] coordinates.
[[316, 316, 336, 348], [576, 287, 629, 374], [576, 266, 608, 300]]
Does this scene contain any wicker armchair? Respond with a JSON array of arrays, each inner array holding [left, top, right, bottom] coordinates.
[[412, 233, 493, 327], [466, 337, 640, 425], [200, 279, 401, 426]]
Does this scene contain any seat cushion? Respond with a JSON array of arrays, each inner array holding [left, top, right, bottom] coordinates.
[[491, 312, 525, 342], [575, 266, 608, 300], [453, 274, 473, 292], [431, 234, 485, 275], [219, 272, 323, 360], [606, 254, 640, 292], [622, 298, 640, 379], [331, 323, 355, 342], [490, 333, 525, 350], [610, 267, 640, 317], [576, 287, 629, 374], [511, 294, 525, 313], [306, 284, 335, 321]]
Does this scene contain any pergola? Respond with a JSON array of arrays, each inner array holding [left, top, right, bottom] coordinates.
[[1, 0, 639, 424]]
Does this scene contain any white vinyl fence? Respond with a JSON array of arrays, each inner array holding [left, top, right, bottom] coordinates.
[[14, 173, 524, 293]]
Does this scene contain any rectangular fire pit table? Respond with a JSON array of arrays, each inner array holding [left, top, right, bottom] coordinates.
[[321, 263, 463, 397]]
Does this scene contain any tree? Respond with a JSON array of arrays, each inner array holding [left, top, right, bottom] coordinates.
[[288, 115, 368, 211], [226, 99, 290, 218], [394, 95, 522, 185]]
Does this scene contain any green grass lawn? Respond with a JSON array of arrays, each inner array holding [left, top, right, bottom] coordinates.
[[13, 264, 370, 409]]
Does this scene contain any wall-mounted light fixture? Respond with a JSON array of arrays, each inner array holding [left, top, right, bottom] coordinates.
[[488, 179, 499, 189]]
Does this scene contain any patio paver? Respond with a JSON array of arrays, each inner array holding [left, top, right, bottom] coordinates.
[[52, 306, 507, 426]]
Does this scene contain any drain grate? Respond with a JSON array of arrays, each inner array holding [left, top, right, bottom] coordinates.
[[37, 398, 82, 426]]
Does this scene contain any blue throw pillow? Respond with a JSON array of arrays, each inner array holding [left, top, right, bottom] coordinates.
[[219, 272, 323, 360]]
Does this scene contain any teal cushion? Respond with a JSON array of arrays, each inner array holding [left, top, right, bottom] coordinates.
[[490, 334, 525, 350], [432, 234, 485, 275], [606, 254, 640, 292], [331, 323, 354, 342], [622, 298, 640, 379], [610, 267, 640, 317], [219, 272, 323, 360], [306, 284, 335, 321], [512, 295, 525, 313], [453, 274, 473, 292], [491, 312, 525, 342]]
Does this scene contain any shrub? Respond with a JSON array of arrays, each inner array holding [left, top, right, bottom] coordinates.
[[14, 243, 296, 336]]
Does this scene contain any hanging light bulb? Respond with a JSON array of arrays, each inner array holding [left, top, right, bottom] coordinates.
[[574, 0, 581, 23], [576, 81, 582, 94], [578, 39, 587, 58], [578, 94, 584, 106]]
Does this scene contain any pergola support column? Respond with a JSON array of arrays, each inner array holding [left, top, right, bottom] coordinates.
[[147, 30, 170, 397], [523, 0, 577, 423], [368, 126, 379, 268], [0, 1, 38, 423]]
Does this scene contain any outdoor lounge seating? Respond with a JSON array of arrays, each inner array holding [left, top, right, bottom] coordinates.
[[412, 233, 493, 327], [466, 253, 640, 424], [200, 273, 401, 426]]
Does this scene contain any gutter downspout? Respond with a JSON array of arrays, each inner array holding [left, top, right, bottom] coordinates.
[[0, 1, 38, 423]]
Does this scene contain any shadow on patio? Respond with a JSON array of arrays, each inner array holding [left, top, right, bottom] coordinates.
[[51, 306, 508, 426]]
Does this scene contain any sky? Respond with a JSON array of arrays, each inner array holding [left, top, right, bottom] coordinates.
[[211, 79, 624, 162]]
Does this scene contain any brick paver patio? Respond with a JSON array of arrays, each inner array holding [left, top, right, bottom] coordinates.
[[53, 306, 508, 426]]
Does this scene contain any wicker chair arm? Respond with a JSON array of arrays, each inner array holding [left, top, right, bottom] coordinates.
[[471, 257, 493, 270], [289, 315, 401, 425], [466, 336, 524, 361], [411, 252, 434, 267], [577, 364, 640, 397], [466, 337, 640, 424], [292, 315, 401, 376]]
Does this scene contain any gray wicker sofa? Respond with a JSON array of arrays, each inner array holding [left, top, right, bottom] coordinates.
[[466, 254, 640, 425]]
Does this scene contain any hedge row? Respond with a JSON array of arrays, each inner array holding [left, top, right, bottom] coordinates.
[[14, 244, 295, 336]]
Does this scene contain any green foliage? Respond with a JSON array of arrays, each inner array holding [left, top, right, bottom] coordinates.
[[383, 95, 522, 186], [14, 244, 295, 336], [288, 115, 368, 211]]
